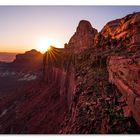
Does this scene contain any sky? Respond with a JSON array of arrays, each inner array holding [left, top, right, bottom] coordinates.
[[0, 6, 140, 53]]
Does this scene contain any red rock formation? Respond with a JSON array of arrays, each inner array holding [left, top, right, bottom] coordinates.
[[94, 12, 140, 51], [100, 19, 120, 38], [67, 20, 98, 52], [43, 46, 76, 108], [13, 49, 43, 72], [1, 12, 140, 134], [108, 56, 140, 126], [60, 12, 140, 133]]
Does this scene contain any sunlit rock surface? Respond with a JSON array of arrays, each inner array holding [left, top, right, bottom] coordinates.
[[108, 56, 140, 126]]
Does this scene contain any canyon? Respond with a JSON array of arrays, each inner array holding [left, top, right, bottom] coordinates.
[[0, 12, 140, 134]]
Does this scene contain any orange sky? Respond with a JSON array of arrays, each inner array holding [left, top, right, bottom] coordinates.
[[0, 45, 32, 53]]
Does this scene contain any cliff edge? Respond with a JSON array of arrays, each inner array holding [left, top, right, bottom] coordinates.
[[0, 12, 140, 134]]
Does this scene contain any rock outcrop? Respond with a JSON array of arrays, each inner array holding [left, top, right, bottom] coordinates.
[[66, 20, 98, 52], [108, 56, 140, 126], [13, 49, 43, 72], [60, 12, 140, 133], [94, 12, 140, 51], [0, 12, 140, 134]]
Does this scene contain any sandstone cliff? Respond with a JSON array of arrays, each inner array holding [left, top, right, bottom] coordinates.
[[108, 56, 140, 126], [60, 12, 140, 133], [0, 12, 140, 134]]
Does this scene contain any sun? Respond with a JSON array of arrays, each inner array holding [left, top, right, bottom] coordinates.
[[36, 38, 61, 53], [37, 39, 51, 53]]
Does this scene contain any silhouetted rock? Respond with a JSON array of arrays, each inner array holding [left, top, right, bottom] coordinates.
[[13, 49, 43, 72]]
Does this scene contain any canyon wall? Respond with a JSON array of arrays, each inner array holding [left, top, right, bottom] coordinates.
[[60, 12, 140, 133], [1, 12, 140, 134], [108, 56, 140, 126], [42, 12, 140, 133]]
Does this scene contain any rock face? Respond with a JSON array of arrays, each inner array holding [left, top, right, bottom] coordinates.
[[67, 20, 98, 52], [0, 47, 70, 134], [108, 56, 140, 126], [94, 12, 140, 51], [1, 12, 140, 134], [101, 19, 121, 37], [43, 47, 76, 108], [60, 12, 140, 133]]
